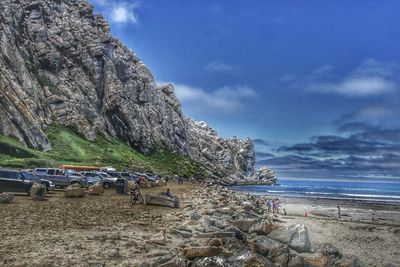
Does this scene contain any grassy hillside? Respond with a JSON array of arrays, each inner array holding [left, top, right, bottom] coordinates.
[[0, 125, 208, 178]]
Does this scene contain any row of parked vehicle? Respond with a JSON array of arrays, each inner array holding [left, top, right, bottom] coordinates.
[[0, 166, 162, 196]]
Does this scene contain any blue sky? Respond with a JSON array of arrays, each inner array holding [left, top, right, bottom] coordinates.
[[89, 0, 400, 179]]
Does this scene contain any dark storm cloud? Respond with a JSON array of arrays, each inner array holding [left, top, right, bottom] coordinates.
[[260, 123, 400, 177], [255, 151, 274, 158], [253, 139, 270, 146]]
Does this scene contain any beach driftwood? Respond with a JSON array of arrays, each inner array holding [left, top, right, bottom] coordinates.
[[145, 193, 180, 208]]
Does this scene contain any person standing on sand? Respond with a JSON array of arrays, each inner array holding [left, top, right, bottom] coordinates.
[[272, 199, 277, 213], [337, 205, 341, 218], [266, 199, 272, 213], [276, 199, 281, 214]]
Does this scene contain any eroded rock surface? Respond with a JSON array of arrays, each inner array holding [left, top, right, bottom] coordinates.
[[0, 0, 255, 177]]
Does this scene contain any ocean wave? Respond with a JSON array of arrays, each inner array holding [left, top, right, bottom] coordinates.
[[342, 193, 400, 199]]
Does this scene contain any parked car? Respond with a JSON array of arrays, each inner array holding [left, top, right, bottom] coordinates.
[[81, 172, 103, 186], [98, 172, 118, 189], [20, 171, 55, 191], [34, 168, 88, 188], [0, 169, 34, 196]]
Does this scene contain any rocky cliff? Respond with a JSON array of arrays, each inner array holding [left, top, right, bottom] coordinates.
[[0, 0, 255, 177]]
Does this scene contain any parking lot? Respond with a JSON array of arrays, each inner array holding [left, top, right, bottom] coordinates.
[[0, 184, 195, 266]]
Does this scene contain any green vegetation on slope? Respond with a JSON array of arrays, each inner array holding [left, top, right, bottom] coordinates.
[[0, 125, 208, 178]]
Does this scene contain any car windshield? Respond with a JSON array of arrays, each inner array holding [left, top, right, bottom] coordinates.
[[0, 170, 20, 179], [98, 172, 110, 178], [20, 172, 40, 180], [107, 172, 121, 178], [66, 171, 82, 177]]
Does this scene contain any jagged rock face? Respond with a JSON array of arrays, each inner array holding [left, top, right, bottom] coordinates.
[[187, 120, 255, 177], [0, 0, 255, 177]]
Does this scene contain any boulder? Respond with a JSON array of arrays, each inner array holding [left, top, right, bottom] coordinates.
[[140, 180, 152, 188], [215, 207, 234, 215], [183, 246, 223, 258], [249, 222, 281, 235], [334, 255, 364, 267], [229, 251, 275, 267], [65, 184, 85, 198], [303, 253, 329, 267], [316, 243, 342, 260], [145, 193, 180, 208], [88, 182, 104, 195], [190, 211, 202, 220], [30, 182, 47, 200], [253, 236, 284, 257], [191, 256, 233, 267], [0, 192, 14, 203], [150, 231, 167, 245], [234, 218, 259, 233], [241, 201, 253, 211], [268, 224, 311, 253], [157, 256, 187, 267]]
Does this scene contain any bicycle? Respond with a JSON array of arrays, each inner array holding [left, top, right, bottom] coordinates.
[[130, 187, 144, 205]]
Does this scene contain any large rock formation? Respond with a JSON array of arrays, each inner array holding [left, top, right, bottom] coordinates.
[[0, 0, 255, 177]]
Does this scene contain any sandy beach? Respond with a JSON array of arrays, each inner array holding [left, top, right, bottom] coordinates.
[[277, 197, 400, 266], [0, 183, 399, 266]]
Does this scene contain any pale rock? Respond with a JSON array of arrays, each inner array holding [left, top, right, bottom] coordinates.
[[88, 182, 104, 195], [30, 182, 47, 200], [65, 184, 85, 198], [268, 224, 311, 253], [0, 192, 14, 203], [145, 193, 180, 208]]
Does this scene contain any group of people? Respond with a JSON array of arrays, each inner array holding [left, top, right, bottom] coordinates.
[[266, 198, 282, 214]]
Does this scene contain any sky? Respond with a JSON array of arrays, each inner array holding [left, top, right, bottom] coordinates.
[[89, 0, 400, 180]]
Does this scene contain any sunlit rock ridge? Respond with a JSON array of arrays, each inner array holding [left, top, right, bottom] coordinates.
[[0, 0, 256, 178]]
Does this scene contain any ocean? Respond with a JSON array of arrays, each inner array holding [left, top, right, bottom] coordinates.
[[231, 178, 400, 204]]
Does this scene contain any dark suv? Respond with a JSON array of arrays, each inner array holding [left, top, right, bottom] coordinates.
[[0, 170, 34, 196]]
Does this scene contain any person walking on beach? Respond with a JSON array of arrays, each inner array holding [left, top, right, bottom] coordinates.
[[337, 205, 341, 218], [275, 199, 281, 214], [266, 199, 272, 213]]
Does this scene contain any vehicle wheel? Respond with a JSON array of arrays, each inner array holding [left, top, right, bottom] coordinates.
[[131, 194, 144, 205], [43, 183, 50, 192], [103, 183, 109, 189], [137, 194, 144, 204], [88, 182, 93, 187]]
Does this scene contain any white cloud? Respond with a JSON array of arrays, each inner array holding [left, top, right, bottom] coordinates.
[[205, 61, 241, 73], [301, 59, 400, 97], [159, 82, 256, 113], [111, 3, 138, 24], [90, 1, 139, 25]]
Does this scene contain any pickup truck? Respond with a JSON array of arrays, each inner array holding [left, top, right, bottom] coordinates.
[[34, 168, 88, 188], [0, 169, 34, 196]]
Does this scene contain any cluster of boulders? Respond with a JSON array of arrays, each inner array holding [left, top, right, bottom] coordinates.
[[131, 185, 364, 267], [138, 179, 167, 189]]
